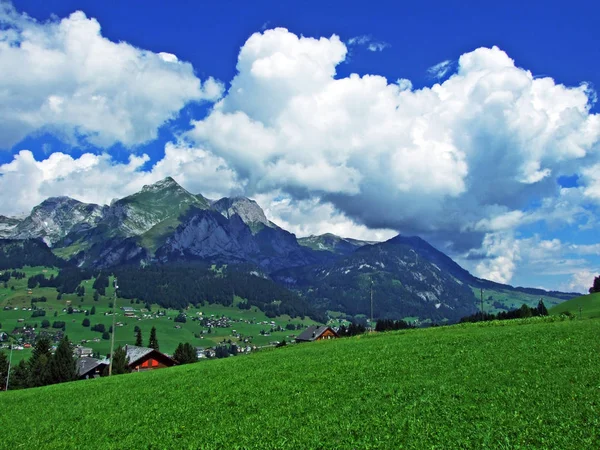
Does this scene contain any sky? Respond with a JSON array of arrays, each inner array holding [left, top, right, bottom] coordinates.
[[1, 0, 599, 293]]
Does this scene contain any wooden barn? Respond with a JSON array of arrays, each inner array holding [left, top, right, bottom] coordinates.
[[124, 345, 176, 371], [295, 325, 339, 343]]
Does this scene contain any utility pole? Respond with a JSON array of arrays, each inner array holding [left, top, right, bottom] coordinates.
[[480, 288, 484, 320], [5, 336, 14, 391], [108, 277, 118, 376], [370, 277, 374, 331]]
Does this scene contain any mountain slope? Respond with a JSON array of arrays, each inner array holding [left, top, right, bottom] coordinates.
[[275, 236, 479, 321], [298, 233, 376, 255]]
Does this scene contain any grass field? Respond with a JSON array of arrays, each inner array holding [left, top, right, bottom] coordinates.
[[0, 267, 319, 362], [470, 286, 566, 314], [550, 292, 600, 319], [1, 316, 598, 449]]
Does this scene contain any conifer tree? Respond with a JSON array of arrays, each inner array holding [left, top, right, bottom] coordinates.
[[537, 299, 549, 316], [148, 326, 159, 350], [0, 351, 8, 390], [110, 346, 131, 375], [9, 360, 29, 390], [135, 329, 143, 347], [173, 342, 197, 364], [50, 335, 77, 384], [28, 336, 52, 387]]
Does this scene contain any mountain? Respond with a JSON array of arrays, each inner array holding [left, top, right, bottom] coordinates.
[[0, 239, 67, 270], [212, 196, 275, 233], [274, 235, 479, 321], [155, 207, 328, 272], [0, 177, 578, 322], [0, 215, 21, 238], [298, 233, 376, 255], [9, 197, 106, 246]]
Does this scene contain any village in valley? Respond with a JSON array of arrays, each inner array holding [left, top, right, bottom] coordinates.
[[0, 266, 343, 382]]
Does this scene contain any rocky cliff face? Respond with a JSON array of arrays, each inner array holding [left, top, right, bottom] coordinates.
[[0, 215, 21, 238], [212, 196, 275, 233], [9, 197, 106, 246]]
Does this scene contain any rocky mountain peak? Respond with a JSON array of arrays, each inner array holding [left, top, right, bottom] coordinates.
[[212, 196, 272, 229], [140, 176, 184, 193]]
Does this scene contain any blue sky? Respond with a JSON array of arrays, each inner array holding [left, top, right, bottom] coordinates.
[[1, 0, 599, 292]]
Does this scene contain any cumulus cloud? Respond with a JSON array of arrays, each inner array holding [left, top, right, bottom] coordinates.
[[0, 3, 223, 149], [183, 28, 600, 284], [0, 143, 241, 215]]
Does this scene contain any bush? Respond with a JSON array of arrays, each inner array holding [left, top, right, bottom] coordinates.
[[91, 323, 106, 333], [102, 331, 110, 340], [82, 318, 90, 327]]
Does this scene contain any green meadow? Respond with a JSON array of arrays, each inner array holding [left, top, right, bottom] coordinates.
[[1, 316, 598, 449], [550, 292, 600, 319], [0, 267, 318, 362]]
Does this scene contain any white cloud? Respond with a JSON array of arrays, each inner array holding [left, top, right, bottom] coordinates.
[[427, 59, 453, 79], [185, 30, 600, 255], [0, 143, 241, 215], [254, 192, 397, 241], [0, 3, 223, 149], [347, 35, 389, 52], [562, 270, 598, 294]]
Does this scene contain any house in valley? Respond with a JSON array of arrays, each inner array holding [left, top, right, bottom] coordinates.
[[77, 357, 108, 379], [295, 326, 339, 343], [124, 345, 177, 371]]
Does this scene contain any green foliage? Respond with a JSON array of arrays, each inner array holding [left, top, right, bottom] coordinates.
[[148, 326, 159, 350], [590, 276, 600, 294], [50, 335, 77, 384], [28, 336, 52, 387], [0, 239, 66, 270], [101, 332, 110, 340], [173, 342, 197, 365], [109, 346, 131, 375], [8, 360, 29, 390], [135, 329, 142, 347], [0, 351, 8, 389], [82, 318, 90, 327], [113, 264, 321, 321]]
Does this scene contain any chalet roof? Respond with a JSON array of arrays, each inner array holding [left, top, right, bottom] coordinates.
[[296, 325, 336, 342], [121, 306, 134, 312], [124, 345, 154, 365], [77, 357, 106, 377]]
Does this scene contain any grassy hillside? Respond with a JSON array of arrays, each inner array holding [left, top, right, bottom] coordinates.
[[471, 286, 566, 314], [1, 317, 598, 449], [550, 292, 600, 319], [0, 266, 319, 362]]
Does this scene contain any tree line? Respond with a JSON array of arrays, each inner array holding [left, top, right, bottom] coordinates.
[[459, 300, 549, 323], [0, 335, 77, 390]]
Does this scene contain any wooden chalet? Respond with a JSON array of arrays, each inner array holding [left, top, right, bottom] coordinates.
[[124, 345, 177, 371], [295, 325, 338, 343], [77, 357, 108, 380]]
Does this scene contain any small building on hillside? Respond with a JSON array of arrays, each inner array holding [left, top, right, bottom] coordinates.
[[77, 357, 108, 380], [74, 346, 93, 358], [295, 325, 339, 343], [124, 345, 177, 371]]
